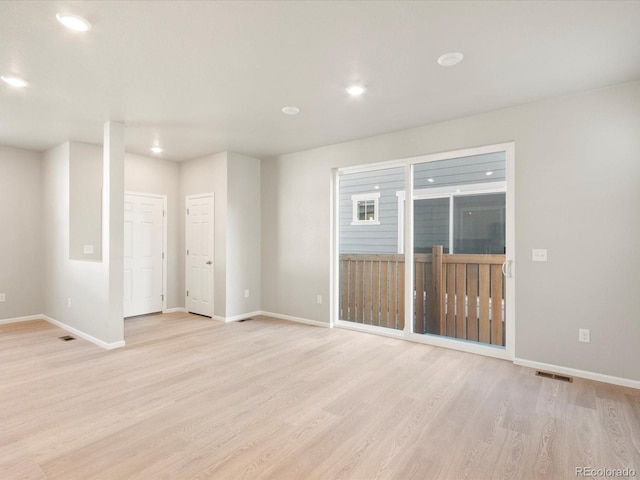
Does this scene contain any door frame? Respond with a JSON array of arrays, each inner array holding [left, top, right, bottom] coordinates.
[[185, 193, 215, 316], [332, 142, 516, 361], [125, 191, 168, 314]]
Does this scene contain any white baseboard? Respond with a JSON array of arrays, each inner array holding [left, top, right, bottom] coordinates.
[[224, 311, 263, 323], [42, 315, 125, 350], [210, 311, 264, 323], [0, 314, 43, 325], [514, 358, 640, 390], [162, 307, 187, 314], [259, 311, 330, 328], [179, 309, 328, 327]]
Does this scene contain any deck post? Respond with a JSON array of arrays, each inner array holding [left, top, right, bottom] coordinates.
[[431, 245, 444, 335]]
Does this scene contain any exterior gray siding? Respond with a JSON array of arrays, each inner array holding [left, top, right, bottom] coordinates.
[[339, 167, 403, 254], [414, 198, 450, 253], [414, 151, 506, 189]]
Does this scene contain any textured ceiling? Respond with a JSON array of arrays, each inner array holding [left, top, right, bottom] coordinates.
[[1, 1, 640, 161]]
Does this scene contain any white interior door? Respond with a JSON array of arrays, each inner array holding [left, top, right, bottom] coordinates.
[[124, 194, 164, 318], [186, 194, 214, 317]]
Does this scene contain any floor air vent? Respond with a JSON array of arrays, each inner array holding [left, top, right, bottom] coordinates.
[[536, 371, 573, 382], [59, 335, 76, 342]]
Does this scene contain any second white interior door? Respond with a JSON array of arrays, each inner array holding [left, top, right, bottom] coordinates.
[[186, 194, 214, 317], [124, 193, 164, 318]]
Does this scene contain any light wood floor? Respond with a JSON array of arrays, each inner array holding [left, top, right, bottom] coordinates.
[[1, 313, 639, 480]]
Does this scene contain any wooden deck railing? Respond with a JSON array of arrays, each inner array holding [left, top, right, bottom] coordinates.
[[339, 246, 506, 346], [340, 253, 406, 330]]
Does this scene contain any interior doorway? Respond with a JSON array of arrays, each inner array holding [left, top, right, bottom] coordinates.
[[185, 194, 215, 317], [124, 192, 166, 318]]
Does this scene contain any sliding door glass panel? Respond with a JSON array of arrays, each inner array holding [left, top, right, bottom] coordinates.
[[412, 152, 506, 347], [454, 193, 505, 254], [414, 197, 450, 254], [338, 167, 405, 330]]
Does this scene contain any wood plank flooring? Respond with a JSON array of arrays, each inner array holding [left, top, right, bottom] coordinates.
[[1, 313, 639, 479]]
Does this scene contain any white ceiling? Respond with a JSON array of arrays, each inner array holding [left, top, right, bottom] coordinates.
[[1, 1, 640, 161]]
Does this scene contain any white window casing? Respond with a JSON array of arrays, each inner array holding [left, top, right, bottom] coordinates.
[[351, 192, 381, 225]]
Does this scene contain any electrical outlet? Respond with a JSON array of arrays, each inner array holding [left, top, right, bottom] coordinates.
[[0, 293, 5, 302], [532, 249, 548, 262], [83, 244, 94, 254], [244, 290, 249, 298], [578, 328, 590, 343], [317, 295, 322, 304]]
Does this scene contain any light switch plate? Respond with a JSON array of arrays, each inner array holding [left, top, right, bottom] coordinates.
[[0, 293, 5, 302], [532, 249, 547, 262]]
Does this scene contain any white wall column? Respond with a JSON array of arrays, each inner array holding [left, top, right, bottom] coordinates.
[[103, 121, 125, 344]]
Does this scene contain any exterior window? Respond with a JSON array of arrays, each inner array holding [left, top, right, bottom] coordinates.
[[351, 192, 380, 225]]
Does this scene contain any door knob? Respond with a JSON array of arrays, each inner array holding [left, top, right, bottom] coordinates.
[[206, 261, 212, 265]]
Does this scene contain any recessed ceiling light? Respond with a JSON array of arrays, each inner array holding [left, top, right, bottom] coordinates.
[[485, 171, 494, 176], [1, 75, 29, 88], [427, 178, 435, 183], [282, 106, 300, 115], [150, 146, 163, 154], [437, 52, 464, 67], [56, 13, 91, 32], [346, 85, 365, 96], [374, 185, 380, 190]]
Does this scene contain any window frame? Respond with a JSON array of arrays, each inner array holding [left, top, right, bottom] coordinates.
[[351, 192, 381, 225]]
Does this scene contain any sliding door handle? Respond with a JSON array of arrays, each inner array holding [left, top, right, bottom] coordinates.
[[502, 260, 513, 278]]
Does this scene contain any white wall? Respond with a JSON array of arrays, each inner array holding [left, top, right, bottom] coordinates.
[[179, 152, 228, 317], [125, 152, 181, 309], [69, 142, 103, 261], [42, 143, 109, 340], [102, 122, 126, 345], [226, 152, 261, 317], [0, 145, 42, 320], [261, 80, 640, 382], [42, 137, 124, 347], [261, 151, 330, 322]]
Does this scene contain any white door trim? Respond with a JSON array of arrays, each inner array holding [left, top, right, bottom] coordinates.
[[125, 191, 168, 313]]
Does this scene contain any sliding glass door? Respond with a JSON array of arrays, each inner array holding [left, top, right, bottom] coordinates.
[[337, 166, 405, 331], [412, 152, 507, 347], [334, 144, 514, 359]]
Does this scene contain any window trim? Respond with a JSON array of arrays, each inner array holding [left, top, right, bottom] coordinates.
[[351, 192, 381, 225]]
